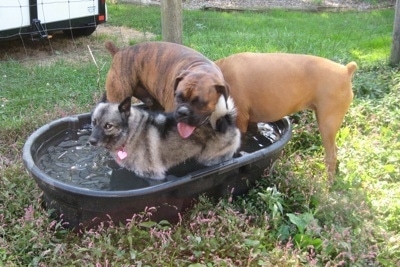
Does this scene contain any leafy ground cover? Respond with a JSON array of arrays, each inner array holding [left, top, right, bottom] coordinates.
[[0, 2, 399, 266]]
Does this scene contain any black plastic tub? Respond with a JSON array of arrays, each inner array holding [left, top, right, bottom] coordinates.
[[23, 112, 292, 229]]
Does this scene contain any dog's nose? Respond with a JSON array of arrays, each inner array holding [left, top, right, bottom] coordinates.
[[88, 137, 98, 146], [175, 106, 190, 118]]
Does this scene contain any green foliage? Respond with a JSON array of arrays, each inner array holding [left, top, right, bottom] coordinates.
[[0, 3, 399, 266]]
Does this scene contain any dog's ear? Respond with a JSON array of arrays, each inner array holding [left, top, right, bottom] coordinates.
[[216, 83, 230, 108], [118, 97, 132, 117], [99, 91, 108, 103], [174, 70, 190, 91]]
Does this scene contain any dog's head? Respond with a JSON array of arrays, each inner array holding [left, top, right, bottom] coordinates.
[[173, 70, 230, 138], [89, 97, 132, 150]]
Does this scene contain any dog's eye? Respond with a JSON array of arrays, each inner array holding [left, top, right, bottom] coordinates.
[[191, 96, 199, 105], [174, 93, 183, 103], [92, 119, 97, 126], [104, 123, 113, 130]]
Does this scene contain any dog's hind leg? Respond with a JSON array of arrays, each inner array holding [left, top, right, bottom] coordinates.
[[317, 116, 339, 182], [316, 97, 352, 183]]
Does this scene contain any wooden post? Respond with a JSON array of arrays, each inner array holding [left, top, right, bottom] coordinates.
[[389, 0, 400, 66], [161, 0, 183, 44]]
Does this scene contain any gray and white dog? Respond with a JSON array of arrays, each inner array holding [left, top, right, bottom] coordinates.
[[89, 96, 241, 180]]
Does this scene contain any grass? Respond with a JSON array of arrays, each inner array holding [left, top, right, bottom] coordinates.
[[1, 2, 399, 266], [108, 4, 393, 62]]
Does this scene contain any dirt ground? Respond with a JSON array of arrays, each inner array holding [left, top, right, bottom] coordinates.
[[0, 24, 155, 64]]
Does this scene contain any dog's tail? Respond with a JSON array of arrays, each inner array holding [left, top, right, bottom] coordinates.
[[346, 61, 358, 78], [105, 41, 119, 57]]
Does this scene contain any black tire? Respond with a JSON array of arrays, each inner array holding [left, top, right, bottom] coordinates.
[[63, 26, 97, 37]]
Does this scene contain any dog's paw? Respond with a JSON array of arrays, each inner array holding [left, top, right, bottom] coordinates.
[[201, 159, 221, 166], [133, 170, 167, 181]]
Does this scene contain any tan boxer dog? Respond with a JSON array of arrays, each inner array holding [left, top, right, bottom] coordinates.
[[215, 52, 357, 180], [104, 41, 229, 138]]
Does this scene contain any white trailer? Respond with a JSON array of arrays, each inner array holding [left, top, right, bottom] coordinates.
[[0, 0, 107, 40]]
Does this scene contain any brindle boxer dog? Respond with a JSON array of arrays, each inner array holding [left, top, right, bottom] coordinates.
[[104, 41, 229, 138], [215, 53, 357, 181]]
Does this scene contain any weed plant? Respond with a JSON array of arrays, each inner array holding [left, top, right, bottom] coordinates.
[[0, 2, 399, 266]]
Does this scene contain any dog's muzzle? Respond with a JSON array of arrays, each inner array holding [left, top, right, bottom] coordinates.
[[88, 136, 98, 146], [88, 128, 102, 146], [174, 104, 209, 127], [174, 105, 191, 121]]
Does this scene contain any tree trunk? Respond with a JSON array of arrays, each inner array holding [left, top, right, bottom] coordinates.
[[161, 0, 183, 44]]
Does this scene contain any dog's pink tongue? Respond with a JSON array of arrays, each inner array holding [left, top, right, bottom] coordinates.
[[177, 122, 196, 139]]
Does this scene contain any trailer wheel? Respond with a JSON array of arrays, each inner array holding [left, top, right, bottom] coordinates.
[[63, 26, 97, 37]]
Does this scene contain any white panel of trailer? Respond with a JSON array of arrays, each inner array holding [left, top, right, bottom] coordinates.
[[37, 0, 99, 24], [0, 0, 31, 31]]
